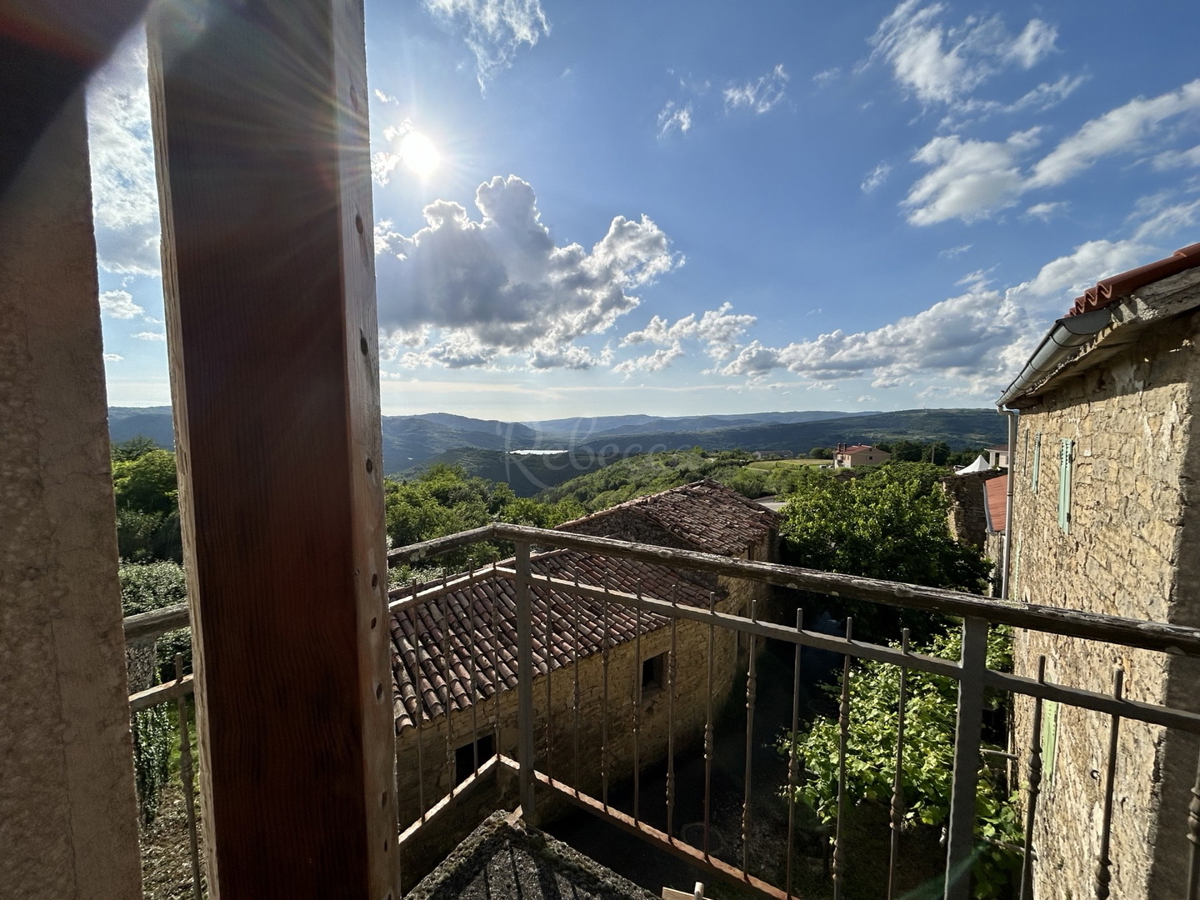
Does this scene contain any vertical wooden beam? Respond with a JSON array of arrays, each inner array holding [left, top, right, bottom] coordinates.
[[146, 1, 396, 896]]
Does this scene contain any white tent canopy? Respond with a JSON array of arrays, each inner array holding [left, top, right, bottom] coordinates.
[[955, 454, 991, 474]]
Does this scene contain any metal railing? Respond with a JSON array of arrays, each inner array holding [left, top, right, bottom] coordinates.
[[123, 604, 202, 900], [387, 523, 1200, 900], [125, 522, 1200, 900]]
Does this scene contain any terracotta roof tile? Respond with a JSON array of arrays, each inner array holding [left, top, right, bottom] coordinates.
[[1066, 242, 1200, 317], [390, 549, 722, 729], [556, 479, 779, 557], [984, 474, 1007, 533]]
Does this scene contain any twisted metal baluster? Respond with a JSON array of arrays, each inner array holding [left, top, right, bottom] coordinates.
[[175, 654, 202, 900], [411, 585, 426, 820], [545, 585, 553, 781], [833, 617, 854, 900], [1019, 656, 1047, 900], [572, 570, 582, 793], [602, 576, 611, 809], [1187, 747, 1200, 900], [703, 591, 716, 859], [786, 609, 803, 899], [492, 557, 502, 758], [468, 573, 479, 777], [667, 583, 678, 841], [634, 585, 643, 825], [742, 597, 759, 877], [442, 596, 453, 790], [887, 629, 911, 900], [1095, 667, 1124, 900]]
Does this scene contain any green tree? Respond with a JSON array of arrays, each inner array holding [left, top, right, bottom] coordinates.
[[111, 434, 161, 462], [112, 449, 182, 562]]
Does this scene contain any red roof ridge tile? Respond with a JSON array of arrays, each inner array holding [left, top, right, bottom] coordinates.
[[1067, 241, 1200, 317]]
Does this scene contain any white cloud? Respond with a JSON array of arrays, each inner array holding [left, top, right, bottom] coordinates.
[[85, 30, 161, 276], [374, 176, 682, 369], [861, 162, 892, 193], [938, 243, 972, 258], [371, 119, 415, 186], [1028, 80, 1200, 188], [906, 80, 1200, 224], [99, 289, 145, 319], [423, 0, 550, 89], [1153, 145, 1200, 170], [621, 303, 756, 360], [103, 353, 124, 362], [613, 344, 685, 376], [812, 67, 841, 88], [867, 1, 1058, 108], [133, 331, 166, 342], [1007, 239, 1152, 301], [940, 74, 1087, 129], [1023, 201, 1068, 221], [1130, 195, 1200, 242], [529, 345, 610, 370], [657, 101, 693, 138], [904, 128, 1040, 225], [1002, 19, 1058, 69], [721, 287, 1021, 388], [724, 64, 789, 114], [374, 89, 398, 104]]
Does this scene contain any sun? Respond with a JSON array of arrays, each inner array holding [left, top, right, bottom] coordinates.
[[400, 131, 440, 178]]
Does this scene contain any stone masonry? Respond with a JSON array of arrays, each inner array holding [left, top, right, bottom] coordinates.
[[1009, 310, 1200, 900]]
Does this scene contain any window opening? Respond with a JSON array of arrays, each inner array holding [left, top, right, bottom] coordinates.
[[454, 732, 495, 786]]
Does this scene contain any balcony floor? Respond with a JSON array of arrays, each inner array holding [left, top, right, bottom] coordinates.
[[406, 810, 656, 900]]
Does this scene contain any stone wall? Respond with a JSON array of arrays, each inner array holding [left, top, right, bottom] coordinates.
[[396, 590, 744, 833], [941, 470, 1005, 549], [1008, 312, 1200, 900]]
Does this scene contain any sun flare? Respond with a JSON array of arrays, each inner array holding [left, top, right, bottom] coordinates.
[[400, 132, 440, 178]]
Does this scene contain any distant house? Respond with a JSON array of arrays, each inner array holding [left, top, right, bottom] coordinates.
[[998, 241, 1200, 900], [390, 480, 780, 838], [985, 444, 1009, 468], [753, 449, 793, 460], [832, 443, 891, 468]]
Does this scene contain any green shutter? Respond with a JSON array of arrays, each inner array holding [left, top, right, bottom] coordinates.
[[1031, 433, 1042, 494], [1058, 439, 1073, 533]]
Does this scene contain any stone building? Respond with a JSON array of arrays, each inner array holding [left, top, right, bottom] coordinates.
[[998, 241, 1200, 899], [940, 469, 1006, 595], [389, 480, 780, 838]]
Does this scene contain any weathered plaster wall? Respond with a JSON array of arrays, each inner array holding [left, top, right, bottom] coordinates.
[[0, 93, 143, 899], [1009, 313, 1200, 900]]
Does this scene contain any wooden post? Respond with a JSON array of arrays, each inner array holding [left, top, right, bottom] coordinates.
[[146, 1, 397, 896]]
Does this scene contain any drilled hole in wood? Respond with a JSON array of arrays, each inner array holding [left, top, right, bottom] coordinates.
[[371, 572, 378, 588], [360, 331, 369, 356], [366, 457, 374, 474], [381, 792, 388, 808], [375, 683, 384, 700], [355, 213, 364, 235], [383, 838, 389, 853], [370, 616, 378, 629]]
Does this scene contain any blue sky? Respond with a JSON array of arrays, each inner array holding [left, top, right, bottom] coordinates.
[[89, 0, 1200, 420]]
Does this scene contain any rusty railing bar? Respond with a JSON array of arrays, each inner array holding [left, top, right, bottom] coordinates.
[[572, 570, 582, 792], [468, 568, 480, 778], [634, 585, 643, 826], [887, 628, 910, 900], [742, 596, 758, 878], [545, 584, 554, 781], [514, 541, 537, 822], [441, 588, 454, 794], [667, 583, 678, 841], [1019, 656, 1047, 900], [785, 608, 802, 900], [1095, 668, 1123, 899], [124, 604, 190, 642], [388, 564, 495, 609], [173, 653, 203, 900], [387, 524, 496, 564], [409, 589, 427, 820], [944, 617, 989, 900], [833, 617, 852, 900], [602, 575, 611, 809], [1188, 747, 1200, 900], [490, 524, 1200, 657], [703, 591, 716, 859], [491, 556, 503, 773]]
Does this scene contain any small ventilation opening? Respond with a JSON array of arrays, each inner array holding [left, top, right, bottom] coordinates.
[[454, 733, 495, 786], [642, 653, 665, 693]]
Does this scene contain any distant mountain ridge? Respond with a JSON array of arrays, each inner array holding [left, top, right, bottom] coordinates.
[[108, 406, 1003, 475]]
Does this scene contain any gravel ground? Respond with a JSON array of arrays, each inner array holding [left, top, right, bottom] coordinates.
[[139, 778, 208, 900]]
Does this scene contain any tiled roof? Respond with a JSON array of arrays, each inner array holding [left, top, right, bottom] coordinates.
[[838, 445, 875, 454], [984, 474, 1007, 533], [556, 479, 779, 557], [1066, 242, 1200, 317], [389, 549, 721, 729]]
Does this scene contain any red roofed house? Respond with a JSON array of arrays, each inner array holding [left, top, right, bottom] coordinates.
[[389, 480, 780, 881], [999, 242, 1200, 900], [832, 443, 892, 468]]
